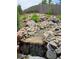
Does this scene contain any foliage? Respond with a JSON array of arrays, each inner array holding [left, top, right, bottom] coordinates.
[[17, 13, 20, 31], [48, 0, 52, 4], [20, 15, 27, 20], [17, 5, 23, 31], [17, 5, 22, 15], [56, 15, 61, 20], [47, 10, 52, 15], [31, 14, 39, 22], [18, 15, 27, 31], [42, 0, 53, 4], [42, 0, 47, 4]]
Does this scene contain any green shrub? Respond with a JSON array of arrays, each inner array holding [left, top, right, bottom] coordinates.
[[31, 14, 39, 22], [47, 10, 52, 15]]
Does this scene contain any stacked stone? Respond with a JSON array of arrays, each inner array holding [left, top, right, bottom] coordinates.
[[17, 15, 61, 59]]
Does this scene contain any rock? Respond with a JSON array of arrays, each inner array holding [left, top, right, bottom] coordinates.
[[49, 41, 57, 48], [48, 21, 54, 25], [27, 26, 39, 36], [54, 27, 61, 33], [55, 46, 61, 58], [46, 43, 57, 59], [43, 32, 49, 39], [17, 27, 26, 37], [17, 54, 26, 59], [46, 50, 57, 59], [58, 42, 61, 47], [56, 36, 61, 41], [17, 45, 19, 50], [17, 27, 27, 42], [43, 31, 54, 39], [21, 36, 44, 44], [40, 16, 46, 22], [57, 56, 61, 59], [17, 15, 61, 59], [55, 46, 61, 54], [27, 26, 39, 32], [28, 32, 35, 36], [28, 55, 46, 59], [54, 32, 61, 36], [26, 20, 36, 27], [57, 57, 61, 59], [46, 38, 53, 42], [19, 36, 47, 58], [50, 16, 59, 23], [54, 36, 61, 45], [39, 21, 49, 28], [54, 40, 59, 45]]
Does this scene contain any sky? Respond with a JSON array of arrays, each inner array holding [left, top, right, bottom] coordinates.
[[17, 0, 60, 10]]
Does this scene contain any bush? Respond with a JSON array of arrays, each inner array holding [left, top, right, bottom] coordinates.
[[47, 10, 52, 15], [31, 14, 39, 22]]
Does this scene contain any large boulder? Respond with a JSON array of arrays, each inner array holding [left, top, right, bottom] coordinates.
[[18, 36, 47, 58], [46, 43, 57, 59]]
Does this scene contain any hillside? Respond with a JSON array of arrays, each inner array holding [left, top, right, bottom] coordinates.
[[24, 4, 61, 15]]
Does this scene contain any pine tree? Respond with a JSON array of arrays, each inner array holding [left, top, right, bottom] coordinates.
[[17, 5, 22, 31], [42, 0, 47, 4]]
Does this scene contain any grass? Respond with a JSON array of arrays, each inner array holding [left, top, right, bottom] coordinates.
[[18, 14, 27, 29], [31, 13, 40, 22], [17, 13, 60, 31], [19, 14, 27, 20]]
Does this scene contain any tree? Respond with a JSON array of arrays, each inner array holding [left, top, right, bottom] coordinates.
[[17, 5, 22, 31], [17, 5, 22, 15], [48, 0, 52, 5], [40, 0, 47, 13], [42, 0, 47, 4], [17, 13, 20, 31], [48, 0, 52, 15]]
